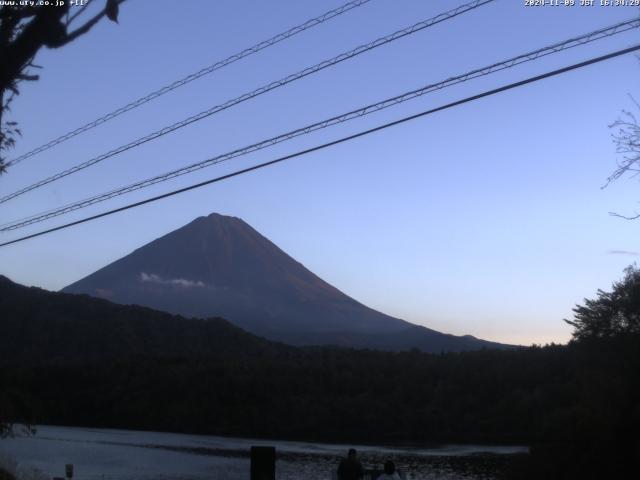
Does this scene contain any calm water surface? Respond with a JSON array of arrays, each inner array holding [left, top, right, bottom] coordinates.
[[0, 426, 528, 480]]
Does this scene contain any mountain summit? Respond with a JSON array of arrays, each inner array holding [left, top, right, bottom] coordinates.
[[63, 213, 506, 352]]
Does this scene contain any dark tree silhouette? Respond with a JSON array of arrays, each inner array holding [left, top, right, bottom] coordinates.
[[0, 390, 35, 439], [0, 0, 123, 435], [2, 274, 640, 478], [565, 264, 640, 340], [0, 0, 123, 174]]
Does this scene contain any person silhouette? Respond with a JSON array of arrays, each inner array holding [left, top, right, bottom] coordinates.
[[376, 460, 401, 480], [337, 448, 364, 480]]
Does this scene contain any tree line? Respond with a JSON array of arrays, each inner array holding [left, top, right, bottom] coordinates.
[[2, 268, 640, 478]]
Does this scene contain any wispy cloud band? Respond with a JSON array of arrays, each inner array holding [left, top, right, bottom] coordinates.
[[139, 272, 206, 288], [607, 250, 639, 256]]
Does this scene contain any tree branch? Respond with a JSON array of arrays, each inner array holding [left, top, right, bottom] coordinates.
[[66, 2, 91, 27], [62, 0, 124, 45], [609, 211, 640, 220]]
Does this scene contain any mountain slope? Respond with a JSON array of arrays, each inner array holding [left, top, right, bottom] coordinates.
[[0, 274, 283, 365], [63, 213, 508, 352]]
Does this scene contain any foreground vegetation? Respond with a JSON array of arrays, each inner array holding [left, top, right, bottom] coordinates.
[[1, 267, 640, 479], [0, 470, 14, 480]]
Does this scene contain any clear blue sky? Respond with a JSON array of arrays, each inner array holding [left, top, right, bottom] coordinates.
[[1, 0, 639, 345]]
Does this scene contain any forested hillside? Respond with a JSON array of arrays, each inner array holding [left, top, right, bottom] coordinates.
[[1, 273, 639, 479]]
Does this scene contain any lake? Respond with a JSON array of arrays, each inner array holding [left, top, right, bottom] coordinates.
[[0, 425, 528, 480]]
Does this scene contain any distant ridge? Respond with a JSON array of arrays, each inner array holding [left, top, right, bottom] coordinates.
[[0, 275, 282, 365], [63, 213, 510, 352]]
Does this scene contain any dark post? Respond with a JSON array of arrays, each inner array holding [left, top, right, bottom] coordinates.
[[250, 446, 276, 480]]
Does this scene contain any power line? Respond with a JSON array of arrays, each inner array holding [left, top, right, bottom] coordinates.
[[3, 17, 638, 232], [2, 43, 638, 248], [0, 0, 495, 205], [4, 0, 373, 168]]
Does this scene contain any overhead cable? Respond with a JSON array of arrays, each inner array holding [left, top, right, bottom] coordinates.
[[0, 0, 496, 204], [1, 43, 638, 248], [4, 0, 373, 168], [2, 17, 638, 232]]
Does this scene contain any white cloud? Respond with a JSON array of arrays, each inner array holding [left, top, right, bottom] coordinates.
[[139, 272, 206, 288], [607, 250, 639, 257]]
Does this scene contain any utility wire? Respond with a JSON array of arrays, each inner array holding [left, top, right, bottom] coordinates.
[[4, 0, 373, 168], [1, 43, 638, 248], [2, 17, 638, 232], [0, 0, 495, 205]]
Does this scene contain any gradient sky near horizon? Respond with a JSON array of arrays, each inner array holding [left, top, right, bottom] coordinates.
[[1, 0, 639, 345]]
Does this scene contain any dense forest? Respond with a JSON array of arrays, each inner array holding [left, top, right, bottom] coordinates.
[[1, 271, 639, 479]]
